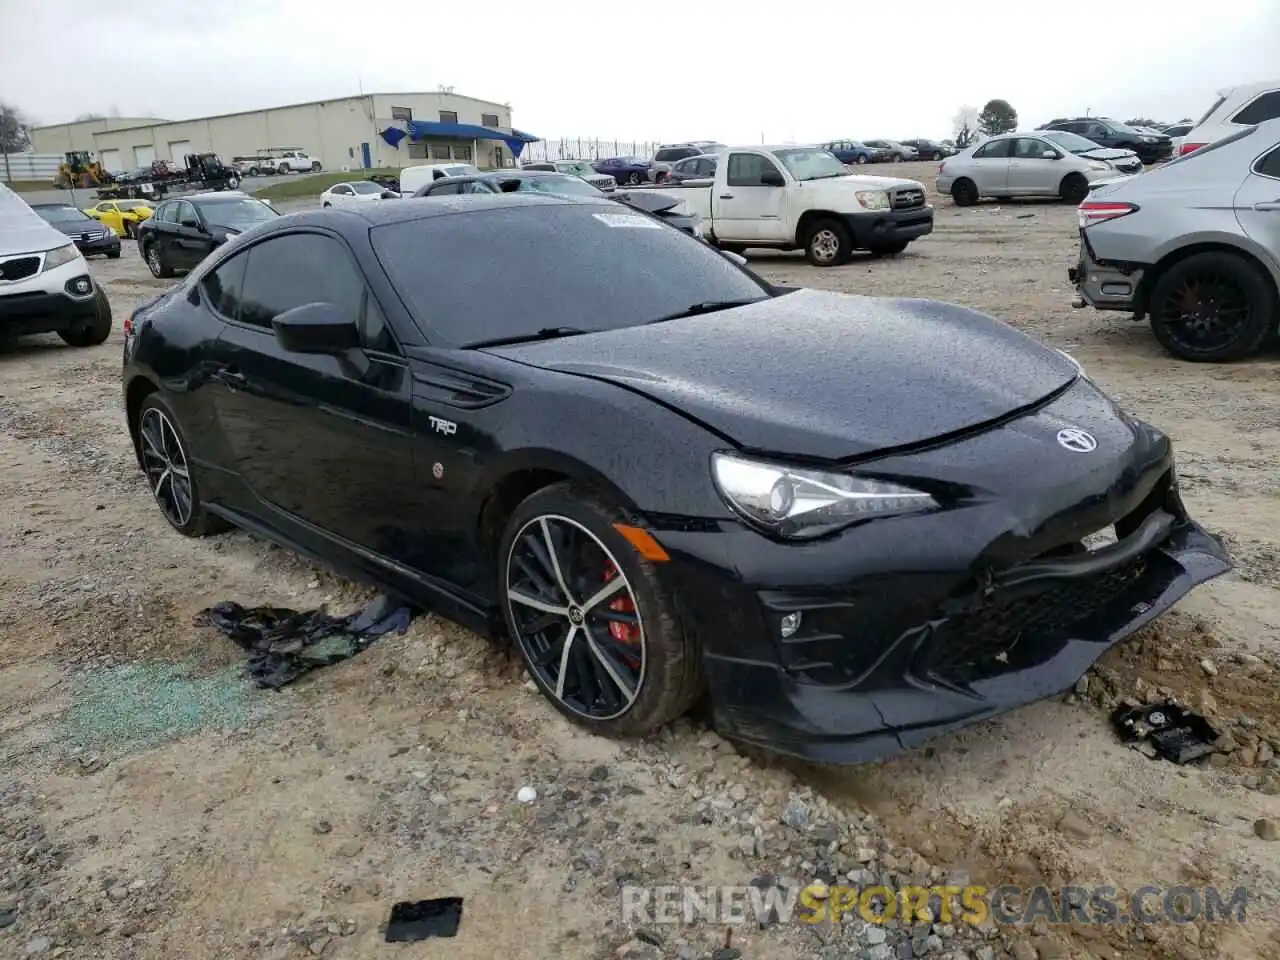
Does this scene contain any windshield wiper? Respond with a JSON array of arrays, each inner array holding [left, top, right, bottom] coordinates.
[[466, 327, 597, 349], [646, 299, 764, 325]]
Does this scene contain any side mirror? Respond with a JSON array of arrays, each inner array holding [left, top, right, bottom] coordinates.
[[760, 171, 785, 187], [181, 218, 202, 229], [1042, 150, 1059, 159], [380, 190, 399, 199], [272, 302, 361, 354]]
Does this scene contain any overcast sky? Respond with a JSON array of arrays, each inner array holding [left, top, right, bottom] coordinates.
[[2, 0, 1277, 144]]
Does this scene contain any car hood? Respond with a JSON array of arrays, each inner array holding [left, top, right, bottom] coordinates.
[[50, 220, 107, 236], [489, 289, 1078, 460]]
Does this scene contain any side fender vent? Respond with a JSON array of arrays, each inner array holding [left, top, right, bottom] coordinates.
[[412, 365, 512, 409]]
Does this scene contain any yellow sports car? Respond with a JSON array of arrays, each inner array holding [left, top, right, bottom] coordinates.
[[84, 199, 155, 238]]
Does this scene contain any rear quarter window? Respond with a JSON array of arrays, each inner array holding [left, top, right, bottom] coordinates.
[[1232, 91, 1280, 126]]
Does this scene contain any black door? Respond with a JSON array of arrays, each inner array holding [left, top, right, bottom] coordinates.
[[203, 230, 421, 564], [170, 200, 215, 270]]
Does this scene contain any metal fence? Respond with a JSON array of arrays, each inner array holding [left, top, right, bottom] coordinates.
[[0, 152, 62, 183], [519, 138, 660, 164]]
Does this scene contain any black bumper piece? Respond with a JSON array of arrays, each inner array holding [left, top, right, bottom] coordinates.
[[73, 234, 121, 257], [842, 206, 934, 250], [0, 279, 99, 337]]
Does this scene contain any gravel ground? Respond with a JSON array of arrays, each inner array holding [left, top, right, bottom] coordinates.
[[2, 162, 1279, 960]]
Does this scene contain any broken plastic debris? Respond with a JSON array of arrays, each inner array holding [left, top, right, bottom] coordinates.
[[517, 786, 537, 804], [1111, 701, 1219, 764], [197, 594, 416, 689], [385, 897, 463, 942]]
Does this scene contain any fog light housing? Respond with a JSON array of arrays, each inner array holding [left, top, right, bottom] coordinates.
[[66, 276, 93, 296], [779, 612, 802, 638]]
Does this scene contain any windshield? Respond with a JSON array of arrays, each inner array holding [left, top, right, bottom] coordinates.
[[371, 204, 769, 347], [117, 201, 147, 211], [351, 181, 384, 195], [775, 148, 849, 181], [1104, 120, 1141, 135], [34, 206, 92, 224], [444, 164, 480, 177], [195, 198, 278, 230], [506, 175, 603, 197], [555, 161, 594, 176], [1041, 130, 1104, 153]]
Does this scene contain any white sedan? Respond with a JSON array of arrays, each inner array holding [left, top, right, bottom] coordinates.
[[319, 181, 399, 209]]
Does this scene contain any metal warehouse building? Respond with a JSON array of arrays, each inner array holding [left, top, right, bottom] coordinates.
[[29, 90, 539, 174]]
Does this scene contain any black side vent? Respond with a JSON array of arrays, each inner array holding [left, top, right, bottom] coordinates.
[[412, 365, 512, 409]]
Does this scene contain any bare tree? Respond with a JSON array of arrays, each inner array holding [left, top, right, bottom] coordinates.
[[1, 101, 32, 183], [952, 105, 978, 148]]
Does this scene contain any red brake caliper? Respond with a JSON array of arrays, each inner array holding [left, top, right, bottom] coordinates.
[[602, 562, 641, 669]]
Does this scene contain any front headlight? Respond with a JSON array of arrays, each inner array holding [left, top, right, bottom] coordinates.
[[855, 190, 890, 211], [711, 452, 938, 539], [1088, 162, 1110, 172], [41, 242, 82, 272]]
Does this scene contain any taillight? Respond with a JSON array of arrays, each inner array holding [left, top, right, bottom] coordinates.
[[1179, 142, 1206, 156], [937, 161, 946, 174], [123, 314, 134, 336], [1078, 201, 1138, 229]]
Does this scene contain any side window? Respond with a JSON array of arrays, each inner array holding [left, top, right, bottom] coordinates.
[[1233, 91, 1280, 126], [157, 202, 177, 223], [974, 139, 1013, 159], [726, 152, 782, 186], [96, 202, 114, 213], [430, 182, 462, 196], [175, 201, 197, 225], [1014, 138, 1052, 159], [200, 250, 249, 320], [1085, 122, 1108, 139], [462, 181, 493, 194], [237, 233, 397, 354], [1255, 146, 1280, 179]]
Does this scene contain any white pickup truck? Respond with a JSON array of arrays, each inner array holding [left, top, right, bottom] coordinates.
[[645, 144, 934, 265], [262, 150, 322, 174]]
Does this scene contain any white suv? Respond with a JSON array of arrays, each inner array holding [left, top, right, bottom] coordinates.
[[0, 183, 113, 346], [1180, 79, 1280, 157]]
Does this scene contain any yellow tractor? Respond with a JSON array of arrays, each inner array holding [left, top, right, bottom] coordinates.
[[53, 151, 111, 189]]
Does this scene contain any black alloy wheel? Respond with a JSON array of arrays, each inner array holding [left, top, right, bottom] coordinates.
[[951, 178, 979, 206], [1148, 252, 1276, 362], [500, 483, 703, 736], [144, 241, 173, 279], [135, 396, 229, 536], [1059, 173, 1089, 204]]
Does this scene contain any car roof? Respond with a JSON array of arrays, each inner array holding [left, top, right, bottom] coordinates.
[[296, 191, 615, 228], [27, 201, 76, 208]]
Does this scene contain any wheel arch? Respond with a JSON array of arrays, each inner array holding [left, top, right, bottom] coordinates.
[[794, 209, 844, 246], [476, 449, 644, 562], [124, 375, 160, 468], [1136, 239, 1280, 318]]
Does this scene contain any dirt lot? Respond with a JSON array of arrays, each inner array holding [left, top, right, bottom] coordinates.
[[2, 162, 1279, 960]]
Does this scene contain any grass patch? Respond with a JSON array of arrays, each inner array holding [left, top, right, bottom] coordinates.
[[5, 179, 52, 193], [252, 168, 401, 200]]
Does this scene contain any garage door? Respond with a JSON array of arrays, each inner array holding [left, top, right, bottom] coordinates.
[[168, 140, 191, 161], [134, 144, 156, 167], [100, 149, 122, 173]]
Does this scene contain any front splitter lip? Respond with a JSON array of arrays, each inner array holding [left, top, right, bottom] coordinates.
[[704, 518, 1231, 766]]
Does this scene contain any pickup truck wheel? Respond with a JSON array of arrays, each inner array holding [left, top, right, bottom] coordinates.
[[277, 163, 291, 174], [855, 155, 868, 164], [951, 178, 979, 207], [804, 219, 852, 267], [931, 151, 943, 161], [1059, 173, 1090, 204], [311, 161, 322, 171]]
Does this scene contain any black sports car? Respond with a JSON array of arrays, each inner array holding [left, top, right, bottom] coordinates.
[[121, 193, 1230, 763]]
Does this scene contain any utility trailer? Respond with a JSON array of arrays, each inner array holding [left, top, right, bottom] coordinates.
[[94, 153, 241, 201]]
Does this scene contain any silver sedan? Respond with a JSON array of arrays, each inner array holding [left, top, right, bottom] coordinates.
[[936, 132, 1120, 206]]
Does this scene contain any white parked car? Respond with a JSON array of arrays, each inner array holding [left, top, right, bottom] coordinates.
[[937, 131, 1128, 205], [397, 162, 483, 196], [320, 181, 400, 209], [1179, 79, 1280, 157]]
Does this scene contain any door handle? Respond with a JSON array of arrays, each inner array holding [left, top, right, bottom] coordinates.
[[719, 194, 734, 199], [1255, 201, 1280, 212], [213, 367, 246, 386]]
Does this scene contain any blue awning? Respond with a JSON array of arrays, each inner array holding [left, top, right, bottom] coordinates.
[[405, 120, 540, 157]]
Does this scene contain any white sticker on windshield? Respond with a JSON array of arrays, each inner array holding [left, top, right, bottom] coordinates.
[[592, 212, 662, 229]]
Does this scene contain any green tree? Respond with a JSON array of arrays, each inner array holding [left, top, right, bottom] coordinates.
[[978, 99, 1018, 137]]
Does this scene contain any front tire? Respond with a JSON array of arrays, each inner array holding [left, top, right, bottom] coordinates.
[[932, 151, 943, 161], [1059, 173, 1089, 204], [855, 155, 868, 164], [311, 161, 322, 171], [499, 483, 703, 737], [1148, 252, 1276, 362], [804, 218, 852, 266], [951, 178, 979, 206], [59, 286, 112, 347], [135, 395, 230, 537], [144, 241, 173, 279]]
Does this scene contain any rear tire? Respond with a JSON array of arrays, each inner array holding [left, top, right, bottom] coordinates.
[[143, 241, 173, 279], [59, 286, 112, 347], [498, 482, 704, 738], [1060, 173, 1089, 204], [951, 178, 979, 206], [135, 394, 231, 537], [932, 151, 943, 161], [1148, 252, 1276, 362], [855, 155, 868, 164], [311, 161, 322, 171], [803, 218, 852, 266]]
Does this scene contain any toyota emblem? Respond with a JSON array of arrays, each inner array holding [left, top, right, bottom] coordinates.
[[1057, 428, 1097, 453]]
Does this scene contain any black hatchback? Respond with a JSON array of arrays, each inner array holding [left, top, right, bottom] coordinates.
[[135, 192, 278, 278]]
